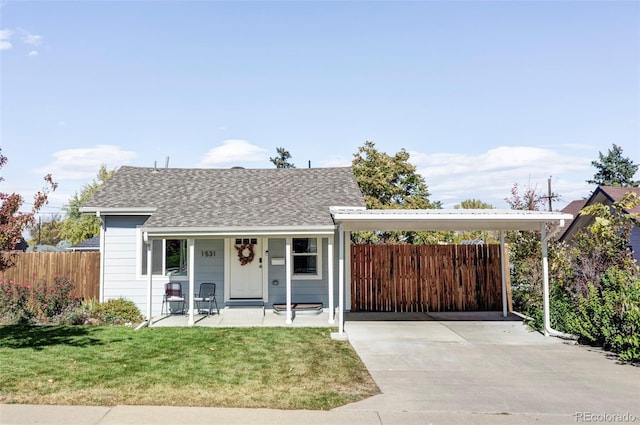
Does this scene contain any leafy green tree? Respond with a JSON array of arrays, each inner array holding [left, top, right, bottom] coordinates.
[[351, 141, 434, 244], [587, 143, 639, 187], [505, 182, 548, 318], [0, 147, 57, 270], [27, 214, 63, 246], [352, 141, 431, 209], [454, 199, 494, 210], [270, 147, 295, 169], [60, 165, 115, 245], [452, 199, 495, 243]]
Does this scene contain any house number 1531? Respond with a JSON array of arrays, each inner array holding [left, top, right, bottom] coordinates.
[[201, 250, 215, 257]]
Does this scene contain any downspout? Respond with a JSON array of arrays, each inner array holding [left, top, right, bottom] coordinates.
[[541, 221, 576, 339]]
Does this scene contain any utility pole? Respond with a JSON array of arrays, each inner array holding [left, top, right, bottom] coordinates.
[[548, 177, 553, 212], [543, 176, 559, 212]]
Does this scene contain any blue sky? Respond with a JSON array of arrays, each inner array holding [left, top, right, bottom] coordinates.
[[1, 0, 639, 217]]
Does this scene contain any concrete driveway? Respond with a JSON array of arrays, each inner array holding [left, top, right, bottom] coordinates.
[[338, 313, 640, 424]]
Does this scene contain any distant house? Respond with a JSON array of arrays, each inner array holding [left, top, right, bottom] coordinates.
[[559, 186, 640, 263], [68, 236, 100, 252]]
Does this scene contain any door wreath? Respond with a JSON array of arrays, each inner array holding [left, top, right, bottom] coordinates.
[[234, 243, 255, 266]]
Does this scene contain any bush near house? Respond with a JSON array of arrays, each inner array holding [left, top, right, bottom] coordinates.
[[0, 278, 142, 326], [512, 193, 640, 362]]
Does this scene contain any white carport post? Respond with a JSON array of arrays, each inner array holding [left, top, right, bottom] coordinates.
[[145, 236, 153, 323], [541, 224, 551, 337], [500, 231, 508, 318], [285, 237, 293, 325], [188, 238, 195, 326], [338, 225, 345, 335], [328, 235, 335, 324]]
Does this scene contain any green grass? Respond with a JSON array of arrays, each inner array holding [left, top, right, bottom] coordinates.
[[0, 326, 379, 409]]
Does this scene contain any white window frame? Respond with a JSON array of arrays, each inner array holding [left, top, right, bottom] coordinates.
[[291, 237, 322, 280], [137, 229, 188, 278]]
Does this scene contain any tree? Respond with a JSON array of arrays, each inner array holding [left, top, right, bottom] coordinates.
[[351, 141, 434, 244], [26, 214, 63, 246], [454, 199, 494, 209], [352, 141, 431, 209], [587, 143, 639, 187], [504, 182, 546, 211], [269, 147, 295, 169], [0, 147, 57, 271], [60, 165, 115, 245], [504, 182, 547, 318], [453, 199, 495, 243]]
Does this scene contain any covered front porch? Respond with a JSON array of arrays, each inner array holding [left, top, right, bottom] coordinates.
[[149, 308, 334, 328]]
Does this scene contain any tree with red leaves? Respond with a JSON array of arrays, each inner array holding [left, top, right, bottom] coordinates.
[[0, 147, 57, 271]]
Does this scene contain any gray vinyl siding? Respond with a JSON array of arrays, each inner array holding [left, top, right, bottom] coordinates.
[[193, 239, 225, 301], [267, 237, 336, 309], [102, 216, 227, 318], [102, 216, 151, 315]]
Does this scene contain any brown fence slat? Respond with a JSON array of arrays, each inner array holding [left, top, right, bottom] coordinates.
[[1, 252, 100, 300], [351, 244, 504, 312]]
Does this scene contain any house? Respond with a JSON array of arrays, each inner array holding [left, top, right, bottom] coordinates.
[[81, 166, 366, 323], [67, 236, 100, 252], [82, 165, 572, 334], [559, 186, 640, 263]]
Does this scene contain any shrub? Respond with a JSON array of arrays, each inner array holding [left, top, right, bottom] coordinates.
[[33, 277, 79, 321], [0, 279, 35, 325], [92, 298, 143, 325]]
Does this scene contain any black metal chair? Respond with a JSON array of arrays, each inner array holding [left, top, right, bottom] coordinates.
[[194, 282, 219, 316]]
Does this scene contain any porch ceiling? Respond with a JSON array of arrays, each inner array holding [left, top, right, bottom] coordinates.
[[330, 208, 573, 232]]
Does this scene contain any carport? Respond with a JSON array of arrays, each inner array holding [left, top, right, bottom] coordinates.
[[330, 208, 573, 337]]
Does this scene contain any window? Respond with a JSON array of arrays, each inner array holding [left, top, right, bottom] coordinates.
[[141, 239, 187, 276], [292, 237, 321, 279]]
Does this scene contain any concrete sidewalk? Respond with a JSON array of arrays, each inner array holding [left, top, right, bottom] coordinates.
[[0, 403, 582, 425]]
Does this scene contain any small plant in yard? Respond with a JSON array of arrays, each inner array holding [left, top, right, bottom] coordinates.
[[91, 298, 143, 325]]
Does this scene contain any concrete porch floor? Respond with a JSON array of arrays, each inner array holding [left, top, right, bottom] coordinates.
[[149, 308, 336, 328]]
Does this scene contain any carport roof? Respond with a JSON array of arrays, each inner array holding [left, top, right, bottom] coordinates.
[[330, 207, 572, 232]]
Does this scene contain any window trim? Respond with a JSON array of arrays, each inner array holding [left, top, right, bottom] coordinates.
[[137, 229, 188, 278], [291, 237, 322, 280]]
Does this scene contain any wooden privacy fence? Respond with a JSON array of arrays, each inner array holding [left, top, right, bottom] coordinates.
[[351, 244, 508, 312], [0, 252, 100, 300]]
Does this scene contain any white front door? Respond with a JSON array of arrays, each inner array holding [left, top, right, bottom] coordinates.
[[229, 237, 264, 299]]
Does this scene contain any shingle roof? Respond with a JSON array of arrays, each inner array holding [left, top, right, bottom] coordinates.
[[84, 166, 365, 228], [598, 186, 640, 213], [68, 236, 100, 251], [559, 185, 640, 242]]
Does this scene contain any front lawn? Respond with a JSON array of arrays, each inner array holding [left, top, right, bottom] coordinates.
[[0, 326, 378, 410]]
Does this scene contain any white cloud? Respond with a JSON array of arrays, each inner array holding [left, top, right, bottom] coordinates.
[[0, 29, 11, 50], [198, 139, 267, 167], [35, 145, 138, 180], [409, 146, 593, 209], [0, 28, 44, 52], [22, 32, 42, 46]]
